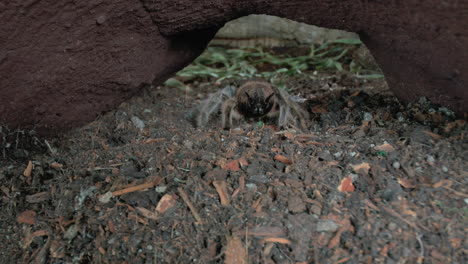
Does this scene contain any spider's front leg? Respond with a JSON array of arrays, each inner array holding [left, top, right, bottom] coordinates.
[[221, 99, 242, 130]]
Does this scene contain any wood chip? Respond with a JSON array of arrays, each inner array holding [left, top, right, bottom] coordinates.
[[225, 236, 247, 264], [112, 177, 161, 197], [26, 192, 50, 203], [238, 157, 248, 167], [225, 160, 240, 172], [337, 176, 355, 192], [374, 143, 395, 152], [398, 178, 416, 189], [17, 210, 36, 225], [423, 130, 442, 140], [23, 160, 33, 177], [213, 180, 230, 206], [432, 179, 452, 188], [178, 187, 203, 224], [261, 237, 291, 244], [50, 162, 63, 169], [352, 162, 370, 174], [156, 194, 178, 214], [136, 207, 159, 220], [142, 138, 166, 144], [274, 155, 293, 164], [449, 237, 462, 249], [270, 147, 282, 153]]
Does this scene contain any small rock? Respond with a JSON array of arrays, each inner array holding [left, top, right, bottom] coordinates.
[[75, 186, 97, 210], [96, 14, 107, 25], [363, 112, 373, 122], [317, 150, 333, 161], [245, 183, 257, 190], [249, 174, 270, 183], [442, 166, 448, 173], [388, 222, 397, 231], [392, 161, 401, 169], [64, 224, 79, 240], [131, 116, 145, 130], [316, 219, 339, 232], [155, 186, 167, 193], [98, 191, 113, 203], [426, 155, 435, 163], [309, 204, 322, 216], [333, 151, 342, 158], [288, 195, 306, 213], [183, 140, 193, 149]]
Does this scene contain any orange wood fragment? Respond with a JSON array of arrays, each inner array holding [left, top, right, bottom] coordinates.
[[337, 176, 355, 192], [274, 155, 293, 164], [213, 180, 230, 206]]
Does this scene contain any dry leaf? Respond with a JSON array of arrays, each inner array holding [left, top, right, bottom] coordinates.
[[337, 176, 355, 192], [17, 210, 36, 225], [23, 161, 33, 177], [352, 162, 370, 174], [156, 194, 178, 214], [374, 143, 395, 152], [274, 155, 293, 164], [225, 236, 247, 264]]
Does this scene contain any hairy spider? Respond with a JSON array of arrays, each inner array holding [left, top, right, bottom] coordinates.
[[194, 81, 309, 130]]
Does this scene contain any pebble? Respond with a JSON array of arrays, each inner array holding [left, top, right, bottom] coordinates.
[[388, 222, 397, 231], [426, 155, 435, 163], [155, 186, 167, 193], [131, 116, 145, 130], [316, 220, 339, 232], [442, 166, 448, 173], [246, 183, 257, 190], [363, 112, 373, 122], [392, 161, 401, 169]]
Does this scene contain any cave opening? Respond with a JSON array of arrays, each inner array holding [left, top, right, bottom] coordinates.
[[163, 14, 390, 130]]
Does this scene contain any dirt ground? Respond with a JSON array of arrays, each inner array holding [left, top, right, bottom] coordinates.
[[1, 57, 467, 263]]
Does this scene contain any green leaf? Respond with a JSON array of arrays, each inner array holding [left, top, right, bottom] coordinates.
[[333, 38, 362, 45]]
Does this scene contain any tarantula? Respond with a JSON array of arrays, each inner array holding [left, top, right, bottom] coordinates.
[[193, 81, 309, 130]]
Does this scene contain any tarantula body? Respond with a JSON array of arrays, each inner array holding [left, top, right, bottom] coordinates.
[[222, 81, 277, 128], [194, 81, 308, 130]]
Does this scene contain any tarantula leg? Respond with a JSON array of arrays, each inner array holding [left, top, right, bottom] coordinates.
[[221, 98, 236, 129], [277, 104, 289, 128]]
